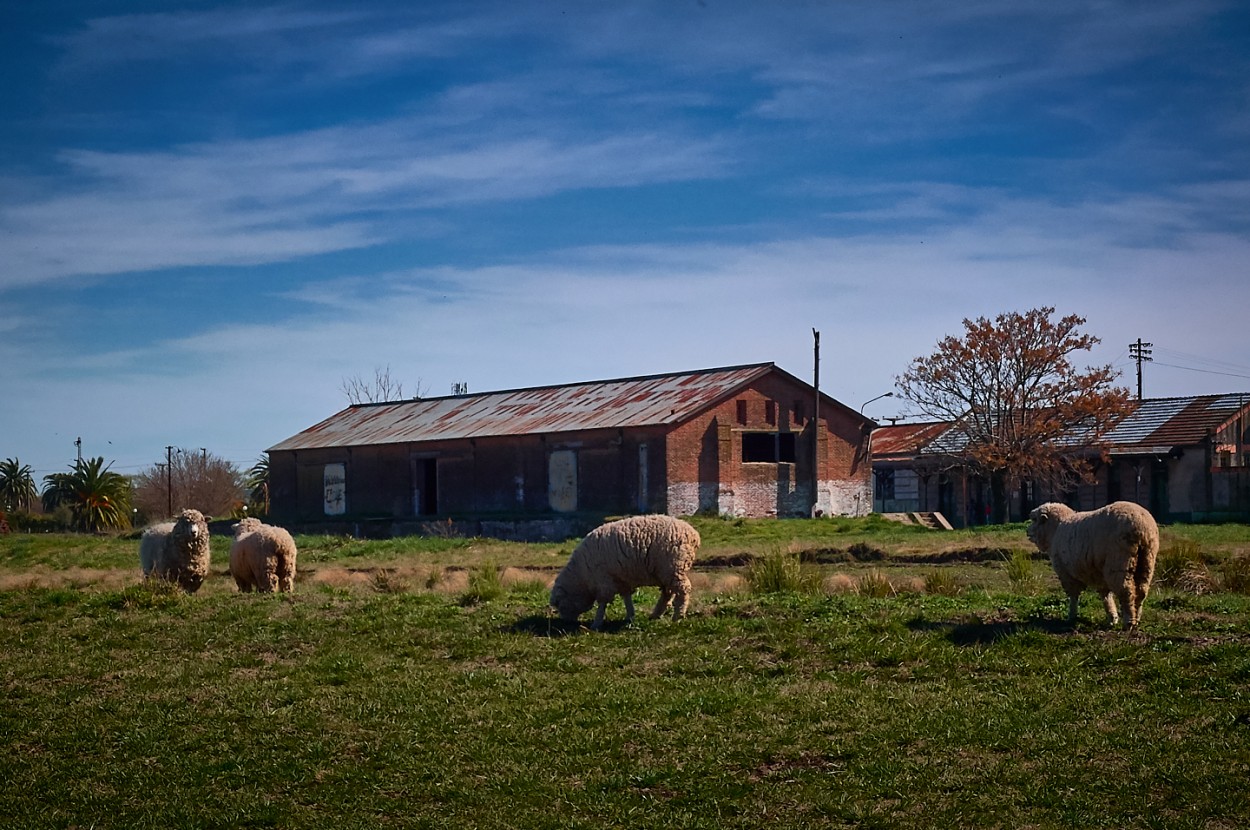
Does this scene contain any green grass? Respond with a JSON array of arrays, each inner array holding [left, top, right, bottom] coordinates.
[[3, 519, 1250, 827], [2, 583, 1249, 829]]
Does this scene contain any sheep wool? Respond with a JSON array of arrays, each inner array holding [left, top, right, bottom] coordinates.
[[1027, 500, 1159, 630], [229, 517, 299, 593], [138, 508, 211, 593], [550, 514, 700, 629]]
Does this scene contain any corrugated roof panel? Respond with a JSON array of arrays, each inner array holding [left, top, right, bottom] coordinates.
[[1106, 394, 1250, 450], [871, 422, 952, 457], [879, 394, 1250, 460], [269, 363, 775, 451]]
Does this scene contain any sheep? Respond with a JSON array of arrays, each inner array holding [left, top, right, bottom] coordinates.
[[138, 508, 211, 593], [1026, 501, 1160, 630], [549, 514, 700, 629], [229, 517, 298, 593]]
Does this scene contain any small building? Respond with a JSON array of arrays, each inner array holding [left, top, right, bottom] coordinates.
[[870, 393, 1250, 526], [869, 421, 953, 515], [267, 363, 873, 531]]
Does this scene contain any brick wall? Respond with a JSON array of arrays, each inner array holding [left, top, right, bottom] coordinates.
[[665, 372, 870, 517]]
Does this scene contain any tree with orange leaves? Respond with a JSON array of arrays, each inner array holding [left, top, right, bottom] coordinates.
[[896, 307, 1132, 523]]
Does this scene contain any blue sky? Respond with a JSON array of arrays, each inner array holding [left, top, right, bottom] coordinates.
[[3, 0, 1250, 482]]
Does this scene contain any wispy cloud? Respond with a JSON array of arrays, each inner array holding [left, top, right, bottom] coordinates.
[[0, 117, 727, 288]]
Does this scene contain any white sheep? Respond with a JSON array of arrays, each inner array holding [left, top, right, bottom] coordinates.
[[550, 514, 701, 629], [138, 508, 211, 593], [229, 517, 298, 593], [1027, 501, 1160, 630]]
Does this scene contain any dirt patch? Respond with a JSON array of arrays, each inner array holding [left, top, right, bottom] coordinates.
[[698, 545, 1024, 569]]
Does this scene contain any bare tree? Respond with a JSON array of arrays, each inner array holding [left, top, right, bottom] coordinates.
[[132, 449, 245, 520], [341, 364, 427, 404]]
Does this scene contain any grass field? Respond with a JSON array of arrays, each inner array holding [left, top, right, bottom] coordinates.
[[3, 517, 1250, 828]]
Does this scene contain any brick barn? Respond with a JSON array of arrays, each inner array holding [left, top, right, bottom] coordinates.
[[267, 363, 873, 531]]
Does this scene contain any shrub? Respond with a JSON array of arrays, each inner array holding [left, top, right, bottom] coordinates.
[[746, 550, 822, 595], [4, 511, 64, 533]]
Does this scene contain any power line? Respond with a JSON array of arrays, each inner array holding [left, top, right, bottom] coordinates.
[[1151, 347, 1250, 376], [1152, 361, 1250, 381]]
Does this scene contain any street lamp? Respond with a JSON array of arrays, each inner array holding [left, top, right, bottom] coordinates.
[[860, 391, 894, 415], [859, 392, 895, 516]]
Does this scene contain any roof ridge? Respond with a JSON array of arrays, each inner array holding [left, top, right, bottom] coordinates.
[[349, 362, 776, 408]]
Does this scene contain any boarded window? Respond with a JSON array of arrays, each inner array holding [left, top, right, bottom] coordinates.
[[323, 463, 346, 516], [736, 399, 748, 425], [548, 449, 578, 513], [765, 400, 777, 426], [793, 400, 804, 423]]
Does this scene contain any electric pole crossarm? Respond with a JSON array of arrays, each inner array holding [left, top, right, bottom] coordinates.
[[1129, 338, 1153, 400]]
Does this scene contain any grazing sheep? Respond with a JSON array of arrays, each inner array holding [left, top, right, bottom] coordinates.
[[550, 514, 701, 629], [139, 508, 211, 593], [1027, 501, 1160, 630], [229, 517, 298, 593]]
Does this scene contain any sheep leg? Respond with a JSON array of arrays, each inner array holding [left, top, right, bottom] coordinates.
[[1066, 593, 1080, 624], [1132, 550, 1154, 628], [590, 600, 609, 630], [670, 576, 692, 621], [1116, 585, 1137, 631], [1100, 592, 1121, 628], [650, 588, 673, 620], [622, 591, 636, 623], [1108, 567, 1136, 629]]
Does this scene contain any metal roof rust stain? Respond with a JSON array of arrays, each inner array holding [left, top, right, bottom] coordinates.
[[879, 393, 1250, 461], [269, 363, 778, 452]]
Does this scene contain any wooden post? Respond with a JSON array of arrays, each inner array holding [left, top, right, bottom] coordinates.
[[812, 328, 821, 516]]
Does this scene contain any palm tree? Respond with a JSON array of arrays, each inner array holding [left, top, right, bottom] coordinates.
[[246, 454, 270, 515], [42, 457, 133, 532], [0, 457, 38, 513]]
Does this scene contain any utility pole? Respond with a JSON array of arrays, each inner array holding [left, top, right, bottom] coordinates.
[[75, 437, 82, 465], [165, 445, 176, 517], [812, 328, 821, 517], [1129, 338, 1153, 400]]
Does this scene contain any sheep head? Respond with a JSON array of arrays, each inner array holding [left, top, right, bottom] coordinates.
[[549, 582, 594, 623], [1026, 503, 1074, 552], [174, 508, 207, 539], [232, 517, 263, 537]]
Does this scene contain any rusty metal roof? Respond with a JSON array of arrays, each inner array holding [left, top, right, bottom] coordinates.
[[269, 363, 779, 451], [1104, 393, 1250, 452], [871, 422, 952, 457], [872, 393, 1250, 460]]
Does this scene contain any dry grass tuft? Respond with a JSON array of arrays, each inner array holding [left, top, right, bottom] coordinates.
[[822, 573, 859, 594], [923, 569, 962, 596], [501, 567, 550, 592], [855, 569, 896, 597]]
